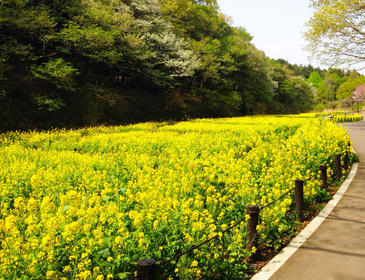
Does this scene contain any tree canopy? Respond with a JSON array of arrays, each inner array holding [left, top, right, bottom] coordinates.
[[0, 0, 331, 131], [305, 0, 365, 68]]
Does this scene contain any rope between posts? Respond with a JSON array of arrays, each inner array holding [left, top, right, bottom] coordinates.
[[158, 214, 247, 267], [131, 174, 323, 279], [259, 186, 297, 211], [158, 181, 304, 267], [303, 173, 317, 182], [155, 176, 313, 268], [259, 171, 319, 211], [133, 166, 332, 279], [132, 181, 304, 279]]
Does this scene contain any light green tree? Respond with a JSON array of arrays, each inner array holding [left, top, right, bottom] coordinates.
[[305, 0, 365, 68], [307, 71, 323, 89], [316, 72, 342, 103]]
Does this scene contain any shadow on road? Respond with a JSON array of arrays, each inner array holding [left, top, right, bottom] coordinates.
[[326, 215, 365, 225], [300, 246, 365, 258]]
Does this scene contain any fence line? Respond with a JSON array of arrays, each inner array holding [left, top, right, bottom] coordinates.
[[158, 213, 248, 267], [133, 149, 351, 279], [259, 186, 296, 211]]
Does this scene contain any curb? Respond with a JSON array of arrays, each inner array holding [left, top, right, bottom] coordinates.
[[251, 161, 359, 280]]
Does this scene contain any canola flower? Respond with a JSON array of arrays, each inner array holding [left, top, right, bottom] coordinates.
[[296, 112, 363, 123], [0, 115, 355, 279], [331, 113, 363, 123]]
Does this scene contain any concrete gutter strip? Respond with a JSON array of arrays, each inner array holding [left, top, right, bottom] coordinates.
[[251, 162, 359, 280]]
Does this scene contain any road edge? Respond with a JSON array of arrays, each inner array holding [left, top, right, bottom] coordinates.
[[251, 161, 359, 280]]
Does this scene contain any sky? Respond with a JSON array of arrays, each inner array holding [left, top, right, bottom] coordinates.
[[217, 0, 317, 67]]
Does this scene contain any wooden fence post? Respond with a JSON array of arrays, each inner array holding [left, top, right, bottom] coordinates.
[[246, 205, 259, 251], [319, 165, 328, 190], [295, 179, 304, 222], [335, 154, 341, 180], [137, 259, 156, 280], [344, 142, 351, 170]]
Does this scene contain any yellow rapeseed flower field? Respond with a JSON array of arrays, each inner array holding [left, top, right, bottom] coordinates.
[[0, 115, 355, 279]]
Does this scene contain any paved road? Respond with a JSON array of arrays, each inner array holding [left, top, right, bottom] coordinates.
[[270, 120, 365, 280]]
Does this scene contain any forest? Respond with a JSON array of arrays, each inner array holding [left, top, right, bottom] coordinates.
[[1, 0, 364, 131]]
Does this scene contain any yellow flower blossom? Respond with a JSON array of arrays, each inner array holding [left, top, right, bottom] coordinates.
[[0, 115, 352, 279]]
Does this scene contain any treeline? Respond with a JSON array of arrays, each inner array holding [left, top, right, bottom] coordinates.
[[307, 68, 365, 111], [0, 0, 336, 131], [275, 59, 365, 111]]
